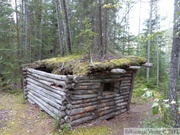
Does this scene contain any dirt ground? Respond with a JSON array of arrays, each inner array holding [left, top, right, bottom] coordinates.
[[0, 91, 154, 135]]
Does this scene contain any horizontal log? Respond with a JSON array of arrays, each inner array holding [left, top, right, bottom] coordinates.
[[116, 105, 126, 110], [129, 66, 141, 69], [71, 94, 98, 99], [28, 92, 66, 118], [69, 89, 98, 95], [121, 80, 131, 83], [70, 112, 92, 121], [95, 108, 117, 117], [26, 79, 65, 102], [27, 83, 64, 105], [121, 82, 131, 86], [97, 108, 127, 121], [69, 98, 116, 109], [71, 114, 96, 126], [27, 93, 57, 118], [119, 91, 130, 95], [66, 106, 96, 116], [114, 95, 129, 100], [27, 68, 67, 81], [27, 72, 66, 88], [27, 74, 67, 92], [72, 84, 100, 90], [27, 85, 62, 109], [115, 98, 128, 104], [27, 98, 35, 104], [72, 76, 132, 83], [115, 108, 127, 115], [26, 77, 66, 95], [111, 68, 126, 73], [142, 62, 153, 68], [28, 89, 62, 111], [71, 98, 98, 105], [116, 102, 127, 107], [120, 89, 130, 93]]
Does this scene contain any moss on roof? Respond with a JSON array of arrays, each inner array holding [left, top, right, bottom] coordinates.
[[29, 55, 146, 75]]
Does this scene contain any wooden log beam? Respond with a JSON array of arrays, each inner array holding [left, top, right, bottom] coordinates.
[[26, 82, 64, 104], [111, 68, 126, 74], [28, 92, 66, 118], [27, 72, 66, 88], [129, 66, 141, 69], [69, 89, 98, 95], [66, 106, 96, 116], [71, 98, 98, 104], [27, 84, 63, 109], [27, 68, 67, 81], [142, 62, 153, 68], [27, 93, 57, 118], [71, 115, 95, 126], [26, 77, 66, 95]]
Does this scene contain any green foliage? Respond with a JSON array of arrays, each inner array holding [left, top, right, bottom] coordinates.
[[142, 89, 171, 124], [133, 77, 148, 98], [57, 123, 71, 135], [53, 115, 61, 130], [75, 18, 97, 55], [143, 118, 171, 128]]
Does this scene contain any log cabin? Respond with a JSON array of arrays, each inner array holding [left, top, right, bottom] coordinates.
[[22, 55, 149, 126]]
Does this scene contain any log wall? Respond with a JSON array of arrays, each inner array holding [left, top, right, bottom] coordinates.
[[23, 68, 137, 126], [23, 68, 68, 124], [65, 71, 137, 126]]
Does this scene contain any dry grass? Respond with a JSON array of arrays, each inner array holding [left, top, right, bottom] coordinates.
[[0, 91, 54, 135]]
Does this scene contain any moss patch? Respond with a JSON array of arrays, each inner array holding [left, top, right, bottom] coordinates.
[[65, 126, 110, 135], [27, 55, 146, 75]]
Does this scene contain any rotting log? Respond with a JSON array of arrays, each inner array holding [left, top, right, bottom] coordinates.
[[27, 68, 67, 81], [26, 79, 65, 101], [26, 77, 66, 95], [27, 71, 66, 88], [27, 74, 67, 92], [66, 106, 96, 116], [28, 79, 65, 104]]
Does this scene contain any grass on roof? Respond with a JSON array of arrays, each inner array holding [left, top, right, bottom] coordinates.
[[31, 55, 146, 75]]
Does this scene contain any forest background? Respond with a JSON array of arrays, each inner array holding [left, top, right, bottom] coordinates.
[[1, 0, 180, 128]]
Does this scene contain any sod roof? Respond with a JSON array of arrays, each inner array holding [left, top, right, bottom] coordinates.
[[27, 55, 146, 75]]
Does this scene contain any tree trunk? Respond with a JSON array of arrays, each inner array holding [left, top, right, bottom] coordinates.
[[104, 0, 108, 55], [62, 0, 72, 54], [137, 0, 141, 55], [169, 0, 180, 127], [99, 0, 103, 56], [146, 0, 153, 82], [24, 0, 29, 62], [55, 0, 64, 56]]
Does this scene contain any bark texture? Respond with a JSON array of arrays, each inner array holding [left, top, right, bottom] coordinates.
[[169, 0, 180, 127]]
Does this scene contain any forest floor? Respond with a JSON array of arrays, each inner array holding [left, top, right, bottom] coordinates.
[[0, 91, 156, 135]]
